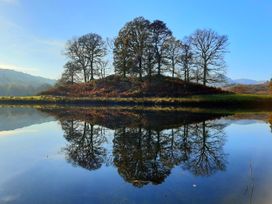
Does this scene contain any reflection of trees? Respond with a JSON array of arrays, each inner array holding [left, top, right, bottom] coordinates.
[[113, 120, 227, 187], [113, 128, 172, 187], [59, 114, 227, 187], [269, 114, 272, 133], [182, 121, 227, 176], [62, 120, 107, 170]]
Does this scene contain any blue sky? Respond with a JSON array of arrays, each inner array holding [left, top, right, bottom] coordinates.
[[0, 0, 271, 80]]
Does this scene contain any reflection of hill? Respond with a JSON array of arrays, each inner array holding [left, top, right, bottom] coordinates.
[[40, 107, 228, 130], [0, 107, 55, 131], [41, 107, 229, 187]]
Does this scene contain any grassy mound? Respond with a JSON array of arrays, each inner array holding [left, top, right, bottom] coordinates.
[[41, 75, 227, 97]]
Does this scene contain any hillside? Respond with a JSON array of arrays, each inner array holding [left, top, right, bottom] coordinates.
[[41, 75, 227, 97], [223, 82, 270, 94], [0, 69, 56, 96]]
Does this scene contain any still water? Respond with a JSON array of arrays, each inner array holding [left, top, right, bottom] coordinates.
[[0, 107, 272, 204]]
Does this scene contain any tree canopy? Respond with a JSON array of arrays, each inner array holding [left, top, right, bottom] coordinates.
[[60, 17, 229, 87]]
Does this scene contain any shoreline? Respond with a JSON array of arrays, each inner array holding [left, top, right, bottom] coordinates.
[[0, 94, 271, 109]]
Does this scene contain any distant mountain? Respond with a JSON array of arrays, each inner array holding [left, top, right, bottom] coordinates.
[[226, 77, 265, 85], [0, 69, 56, 96], [223, 82, 269, 95]]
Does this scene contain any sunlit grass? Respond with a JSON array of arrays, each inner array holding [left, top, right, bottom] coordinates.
[[0, 94, 271, 106]]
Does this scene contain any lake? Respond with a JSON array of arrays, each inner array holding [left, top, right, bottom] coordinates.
[[0, 106, 272, 204]]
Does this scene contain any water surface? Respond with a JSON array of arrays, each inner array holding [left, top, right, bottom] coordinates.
[[0, 107, 272, 204]]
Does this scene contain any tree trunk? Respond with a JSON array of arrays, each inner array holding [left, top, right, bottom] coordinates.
[[172, 59, 175, 78], [123, 69, 126, 78], [184, 64, 187, 82], [158, 59, 161, 75], [83, 69, 87, 83], [186, 68, 190, 83], [202, 121, 206, 140], [83, 122, 87, 137], [90, 124, 93, 152], [203, 61, 207, 86], [139, 58, 142, 80], [90, 60, 94, 80]]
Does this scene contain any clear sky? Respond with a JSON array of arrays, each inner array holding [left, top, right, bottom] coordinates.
[[0, 0, 271, 80]]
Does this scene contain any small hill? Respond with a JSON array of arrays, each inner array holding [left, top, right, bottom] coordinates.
[[223, 82, 270, 95], [0, 69, 56, 96], [41, 75, 227, 97]]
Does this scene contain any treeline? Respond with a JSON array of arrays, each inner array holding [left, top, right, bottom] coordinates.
[[60, 16, 228, 86]]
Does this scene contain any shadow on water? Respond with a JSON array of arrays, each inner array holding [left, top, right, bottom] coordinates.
[[39, 107, 229, 187]]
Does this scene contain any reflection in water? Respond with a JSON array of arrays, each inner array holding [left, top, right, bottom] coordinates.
[[182, 121, 227, 176], [113, 128, 173, 187], [2, 108, 272, 203], [42, 108, 228, 187], [269, 115, 272, 133], [62, 121, 107, 170], [0, 107, 54, 131], [113, 121, 226, 186]]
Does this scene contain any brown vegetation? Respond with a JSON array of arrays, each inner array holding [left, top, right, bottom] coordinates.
[[223, 82, 269, 95], [41, 75, 227, 97]]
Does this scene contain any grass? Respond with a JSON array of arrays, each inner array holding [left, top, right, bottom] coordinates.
[[0, 94, 271, 109]]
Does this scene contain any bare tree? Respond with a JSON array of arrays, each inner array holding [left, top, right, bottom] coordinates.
[[105, 37, 115, 76], [165, 36, 182, 78], [97, 60, 109, 79], [191, 67, 202, 84], [144, 42, 156, 79], [61, 61, 80, 84], [65, 33, 107, 82], [65, 38, 89, 82], [190, 29, 228, 86], [106, 37, 115, 51], [180, 39, 194, 82], [78, 33, 107, 80]]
